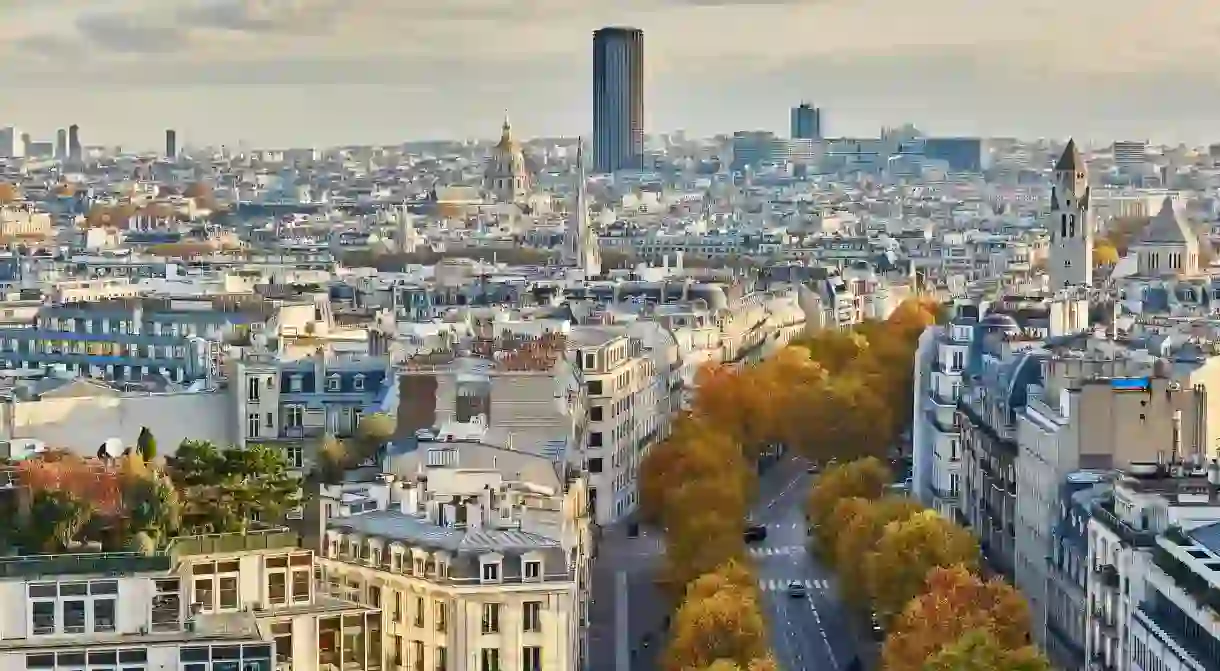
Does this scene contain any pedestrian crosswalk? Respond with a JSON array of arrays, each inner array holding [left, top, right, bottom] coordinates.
[[747, 545, 807, 557], [757, 578, 831, 592]]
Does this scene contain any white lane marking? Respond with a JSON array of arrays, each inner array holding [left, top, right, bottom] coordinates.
[[765, 472, 804, 510], [808, 595, 841, 671]]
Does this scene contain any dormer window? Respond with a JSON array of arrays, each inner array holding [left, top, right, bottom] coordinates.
[[353, 374, 365, 391], [414, 557, 425, 576], [289, 375, 303, 392], [523, 559, 542, 581], [481, 561, 501, 582], [327, 374, 341, 391]]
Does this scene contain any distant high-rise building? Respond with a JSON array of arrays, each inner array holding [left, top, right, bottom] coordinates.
[[790, 103, 822, 140], [67, 124, 81, 161], [0, 127, 24, 159], [165, 129, 177, 159], [55, 129, 67, 159], [592, 26, 644, 174]]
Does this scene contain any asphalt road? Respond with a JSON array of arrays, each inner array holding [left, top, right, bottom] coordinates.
[[750, 463, 861, 671], [587, 457, 863, 671]]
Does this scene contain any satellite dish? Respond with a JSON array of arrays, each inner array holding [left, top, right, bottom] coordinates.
[[103, 437, 124, 459]]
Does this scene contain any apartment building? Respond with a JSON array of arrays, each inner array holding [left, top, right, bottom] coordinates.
[[1016, 341, 1213, 648], [231, 348, 392, 470], [0, 529, 378, 671], [571, 326, 664, 523], [911, 302, 976, 518], [307, 436, 590, 671], [1087, 464, 1220, 671]]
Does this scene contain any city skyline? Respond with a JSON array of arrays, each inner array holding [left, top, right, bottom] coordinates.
[[2, 0, 1219, 147]]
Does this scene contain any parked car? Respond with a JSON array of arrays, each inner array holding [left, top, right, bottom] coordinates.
[[744, 524, 768, 543]]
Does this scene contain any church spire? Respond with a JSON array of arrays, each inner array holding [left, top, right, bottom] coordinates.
[[501, 112, 512, 142], [565, 138, 600, 278]]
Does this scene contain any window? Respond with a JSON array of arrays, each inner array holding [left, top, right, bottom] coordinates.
[[588, 432, 603, 448], [482, 603, 501, 634], [31, 600, 55, 635], [414, 596, 425, 627], [590, 406, 603, 422], [587, 458, 603, 474], [436, 647, 448, 671], [950, 350, 964, 371], [327, 375, 341, 391], [194, 578, 214, 612], [247, 376, 261, 403], [480, 648, 500, 671], [289, 375, 303, 392], [284, 405, 304, 428], [354, 374, 365, 391], [587, 380, 602, 395], [584, 353, 595, 370], [247, 413, 261, 439], [287, 445, 304, 469], [291, 563, 311, 603], [219, 576, 238, 610], [435, 600, 448, 633], [481, 562, 500, 582], [523, 601, 542, 632], [269, 572, 287, 605], [523, 646, 542, 671], [523, 560, 541, 580], [93, 597, 116, 633]]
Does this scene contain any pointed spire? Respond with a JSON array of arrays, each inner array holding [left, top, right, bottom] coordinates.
[[1055, 138, 1083, 172], [500, 112, 512, 142]]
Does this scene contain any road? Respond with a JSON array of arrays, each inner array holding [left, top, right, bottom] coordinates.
[[587, 457, 864, 671], [750, 462, 861, 671]]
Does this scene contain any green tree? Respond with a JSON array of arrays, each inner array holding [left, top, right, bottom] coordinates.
[[922, 629, 1051, 671], [26, 490, 94, 552], [136, 427, 157, 461], [123, 471, 182, 542], [352, 413, 396, 465], [315, 436, 350, 485], [218, 443, 300, 532], [170, 440, 225, 489]]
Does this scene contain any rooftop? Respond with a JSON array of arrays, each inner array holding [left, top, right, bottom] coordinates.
[[329, 508, 560, 554]]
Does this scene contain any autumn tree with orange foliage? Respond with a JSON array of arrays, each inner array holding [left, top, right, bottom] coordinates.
[[865, 510, 980, 625], [805, 456, 892, 537], [828, 495, 922, 607], [922, 629, 1051, 671], [664, 561, 774, 671], [0, 182, 20, 204], [883, 565, 1034, 671]]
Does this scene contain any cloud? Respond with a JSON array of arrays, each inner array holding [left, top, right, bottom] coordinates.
[[75, 11, 190, 53]]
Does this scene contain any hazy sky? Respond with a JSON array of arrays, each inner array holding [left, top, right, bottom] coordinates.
[[3, 0, 1220, 148]]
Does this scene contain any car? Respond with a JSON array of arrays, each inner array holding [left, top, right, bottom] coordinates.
[[786, 581, 807, 598], [869, 612, 885, 639], [744, 524, 768, 543], [806, 463, 820, 474]]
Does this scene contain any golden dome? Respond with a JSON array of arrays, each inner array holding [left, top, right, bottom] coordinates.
[[485, 114, 531, 202]]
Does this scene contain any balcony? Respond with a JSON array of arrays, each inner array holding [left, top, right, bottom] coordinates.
[[927, 388, 956, 408], [1094, 564, 1120, 589], [169, 529, 300, 558], [1091, 501, 1156, 548], [0, 551, 171, 578]]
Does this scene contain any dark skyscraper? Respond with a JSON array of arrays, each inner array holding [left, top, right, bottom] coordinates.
[[592, 26, 644, 174], [791, 103, 822, 140], [55, 129, 67, 159], [165, 129, 177, 159], [67, 124, 81, 161]]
